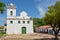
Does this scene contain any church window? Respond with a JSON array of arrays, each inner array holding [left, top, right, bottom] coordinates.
[[10, 11, 13, 16], [23, 21, 25, 23], [10, 21, 13, 24], [18, 21, 20, 24], [4, 24, 7, 26], [27, 21, 29, 24]]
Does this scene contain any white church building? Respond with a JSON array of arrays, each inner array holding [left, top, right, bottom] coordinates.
[[6, 3, 33, 34]]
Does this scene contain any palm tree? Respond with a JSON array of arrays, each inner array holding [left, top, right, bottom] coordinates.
[[0, 2, 6, 13]]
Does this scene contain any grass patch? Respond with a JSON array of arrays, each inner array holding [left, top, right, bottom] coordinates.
[[0, 32, 5, 37]]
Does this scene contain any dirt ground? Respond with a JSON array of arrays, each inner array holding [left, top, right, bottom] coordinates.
[[0, 33, 60, 40]]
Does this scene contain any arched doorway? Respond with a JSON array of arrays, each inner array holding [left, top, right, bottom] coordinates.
[[22, 27, 26, 34]]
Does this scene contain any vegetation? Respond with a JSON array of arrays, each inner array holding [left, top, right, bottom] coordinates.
[[0, 32, 5, 37], [0, 2, 6, 13], [0, 2, 6, 37], [44, 1, 60, 39], [33, 18, 44, 28]]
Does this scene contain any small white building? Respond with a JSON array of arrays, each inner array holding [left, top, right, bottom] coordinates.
[[6, 3, 33, 34], [35, 25, 52, 33]]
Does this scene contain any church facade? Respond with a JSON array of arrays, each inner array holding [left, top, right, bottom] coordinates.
[[6, 3, 33, 34]]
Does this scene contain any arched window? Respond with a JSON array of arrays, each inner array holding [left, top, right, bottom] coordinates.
[[10, 21, 13, 24], [10, 11, 13, 16], [27, 21, 30, 24], [18, 21, 20, 24], [4, 24, 7, 26], [23, 21, 25, 23]]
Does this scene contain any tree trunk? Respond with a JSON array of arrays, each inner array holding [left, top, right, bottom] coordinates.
[[53, 30, 59, 40], [52, 27, 59, 40], [54, 33, 59, 40], [55, 33, 58, 39]]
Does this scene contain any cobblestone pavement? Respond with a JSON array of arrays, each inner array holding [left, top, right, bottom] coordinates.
[[0, 33, 60, 40]]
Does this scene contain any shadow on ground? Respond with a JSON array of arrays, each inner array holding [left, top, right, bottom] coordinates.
[[34, 38, 60, 40], [1, 38, 60, 40]]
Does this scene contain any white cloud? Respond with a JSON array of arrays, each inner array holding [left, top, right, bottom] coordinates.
[[34, 0, 46, 18], [37, 6, 45, 18], [34, 0, 57, 18]]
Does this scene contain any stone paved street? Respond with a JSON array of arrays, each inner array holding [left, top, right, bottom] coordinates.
[[0, 33, 60, 40]]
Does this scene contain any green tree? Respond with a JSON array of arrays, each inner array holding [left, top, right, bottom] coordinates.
[[33, 18, 44, 28], [0, 2, 6, 13], [44, 1, 60, 39], [33, 18, 44, 32]]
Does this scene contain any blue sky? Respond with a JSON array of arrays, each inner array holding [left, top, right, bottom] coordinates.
[[0, 0, 57, 26]]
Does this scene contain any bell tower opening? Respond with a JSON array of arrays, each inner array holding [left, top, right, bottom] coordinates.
[[7, 3, 16, 17], [10, 11, 13, 16]]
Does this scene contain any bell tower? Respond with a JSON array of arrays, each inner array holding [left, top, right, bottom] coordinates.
[[7, 3, 16, 17]]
